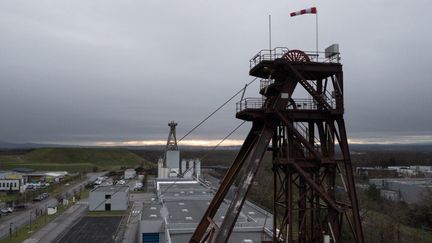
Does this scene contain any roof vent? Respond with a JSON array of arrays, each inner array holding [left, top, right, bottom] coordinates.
[[185, 216, 193, 220]]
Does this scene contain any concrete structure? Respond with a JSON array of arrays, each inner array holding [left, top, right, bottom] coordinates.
[[158, 151, 202, 181], [125, 169, 137, 179], [180, 159, 201, 180], [89, 186, 129, 211], [166, 151, 180, 170], [139, 180, 272, 243], [369, 178, 432, 204], [356, 167, 398, 178]]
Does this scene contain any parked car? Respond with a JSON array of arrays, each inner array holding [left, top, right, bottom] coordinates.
[[33, 195, 44, 201], [42, 193, 49, 198], [0, 207, 13, 214], [13, 204, 27, 211]]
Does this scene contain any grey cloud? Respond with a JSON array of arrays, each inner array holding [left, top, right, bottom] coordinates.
[[0, 1, 431, 144]]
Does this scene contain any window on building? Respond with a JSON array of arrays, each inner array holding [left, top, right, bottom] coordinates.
[[105, 194, 111, 199], [14, 182, 17, 187], [142, 233, 160, 243]]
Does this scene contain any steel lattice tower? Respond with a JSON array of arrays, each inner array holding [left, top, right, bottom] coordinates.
[[166, 121, 178, 150], [165, 121, 178, 166], [191, 47, 364, 243]]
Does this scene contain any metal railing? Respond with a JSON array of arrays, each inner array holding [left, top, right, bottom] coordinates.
[[260, 79, 275, 90], [236, 97, 335, 113], [249, 47, 340, 69], [236, 98, 265, 113], [287, 98, 335, 110]]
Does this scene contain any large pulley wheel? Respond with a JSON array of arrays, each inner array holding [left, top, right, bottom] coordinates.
[[282, 49, 310, 62]]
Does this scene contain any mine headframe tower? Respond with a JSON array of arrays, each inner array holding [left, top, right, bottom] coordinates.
[[190, 47, 364, 243], [166, 121, 178, 151], [165, 121, 179, 166]]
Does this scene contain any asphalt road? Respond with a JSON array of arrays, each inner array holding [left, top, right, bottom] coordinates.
[[0, 172, 105, 240]]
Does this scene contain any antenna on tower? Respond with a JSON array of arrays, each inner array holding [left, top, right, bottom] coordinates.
[[166, 121, 178, 152]]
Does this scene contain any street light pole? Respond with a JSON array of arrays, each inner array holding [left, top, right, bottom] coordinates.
[[9, 223, 13, 243], [29, 211, 32, 231]]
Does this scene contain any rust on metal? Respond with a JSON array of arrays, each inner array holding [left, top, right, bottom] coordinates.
[[190, 48, 364, 243]]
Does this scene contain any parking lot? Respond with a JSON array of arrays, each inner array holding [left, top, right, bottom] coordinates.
[[55, 216, 122, 243]]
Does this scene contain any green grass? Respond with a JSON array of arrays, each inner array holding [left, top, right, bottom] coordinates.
[[364, 209, 432, 242], [25, 148, 143, 165], [86, 211, 125, 217], [0, 148, 155, 172], [0, 162, 95, 172]]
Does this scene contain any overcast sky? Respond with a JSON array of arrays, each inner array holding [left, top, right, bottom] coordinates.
[[0, 1, 431, 145]]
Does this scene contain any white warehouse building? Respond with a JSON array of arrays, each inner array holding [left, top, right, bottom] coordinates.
[[124, 169, 137, 179], [89, 186, 129, 211]]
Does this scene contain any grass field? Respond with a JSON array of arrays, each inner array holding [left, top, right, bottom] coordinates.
[[0, 148, 156, 172]]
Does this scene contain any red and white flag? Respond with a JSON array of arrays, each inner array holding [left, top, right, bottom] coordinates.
[[290, 7, 317, 17]]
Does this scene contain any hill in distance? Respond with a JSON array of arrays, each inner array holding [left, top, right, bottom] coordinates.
[[0, 147, 155, 172]]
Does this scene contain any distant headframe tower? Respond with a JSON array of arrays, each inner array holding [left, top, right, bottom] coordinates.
[[166, 122, 178, 152], [165, 120, 179, 169], [158, 121, 181, 178], [191, 45, 364, 242]]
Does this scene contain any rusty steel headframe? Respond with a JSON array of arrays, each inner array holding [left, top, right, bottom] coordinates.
[[190, 48, 364, 243]]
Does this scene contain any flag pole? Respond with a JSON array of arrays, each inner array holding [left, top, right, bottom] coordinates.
[[315, 12, 318, 60], [269, 15, 272, 55]]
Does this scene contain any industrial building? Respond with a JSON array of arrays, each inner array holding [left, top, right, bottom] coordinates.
[[89, 186, 129, 211], [124, 168, 137, 179], [369, 178, 432, 204], [388, 165, 432, 177], [139, 180, 272, 243], [157, 121, 201, 180], [141, 121, 273, 242], [356, 167, 398, 178], [0, 172, 25, 193], [0, 170, 68, 193]]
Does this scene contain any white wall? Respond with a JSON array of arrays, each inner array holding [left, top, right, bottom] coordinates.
[[0, 179, 23, 192], [89, 189, 129, 211], [166, 151, 180, 169]]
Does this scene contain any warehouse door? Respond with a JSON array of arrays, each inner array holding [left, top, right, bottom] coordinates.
[[105, 203, 111, 211], [142, 233, 159, 243]]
